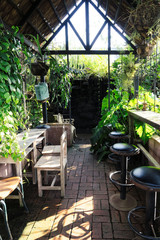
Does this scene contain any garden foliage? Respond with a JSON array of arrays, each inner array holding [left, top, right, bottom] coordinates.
[[0, 24, 28, 161]]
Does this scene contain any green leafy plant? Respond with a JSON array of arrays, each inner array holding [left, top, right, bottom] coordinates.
[[70, 54, 108, 79], [91, 84, 160, 161], [111, 53, 138, 90], [90, 89, 130, 162], [0, 24, 28, 161], [48, 56, 71, 109]]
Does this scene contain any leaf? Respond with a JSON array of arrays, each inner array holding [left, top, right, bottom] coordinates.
[[0, 52, 10, 61], [6, 95, 11, 104], [0, 72, 8, 80]]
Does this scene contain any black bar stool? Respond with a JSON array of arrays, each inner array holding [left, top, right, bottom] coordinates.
[[109, 131, 128, 141], [108, 131, 128, 166], [128, 166, 160, 239], [109, 143, 140, 211]]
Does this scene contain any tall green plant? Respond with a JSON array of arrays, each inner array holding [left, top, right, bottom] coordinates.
[[48, 56, 71, 109], [90, 89, 130, 162], [0, 24, 28, 161]]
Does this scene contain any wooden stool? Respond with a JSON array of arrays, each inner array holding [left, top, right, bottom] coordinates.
[[0, 177, 28, 240], [109, 143, 140, 211], [128, 166, 160, 239]]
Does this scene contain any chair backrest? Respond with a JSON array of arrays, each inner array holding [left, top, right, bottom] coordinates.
[[60, 131, 67, 170]]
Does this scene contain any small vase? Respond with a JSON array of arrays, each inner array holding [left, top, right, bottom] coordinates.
[[142, 102, 147, 111]]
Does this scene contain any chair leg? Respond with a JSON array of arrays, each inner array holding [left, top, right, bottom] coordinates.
[[0, 200, 13, 240], [37, 169, 43, 197], [44, 171, 49, 185], [61, 172, 65, 197], [16, 183, 29, 213], [65, 165, 67, 184], [31, 150, 37, 185]]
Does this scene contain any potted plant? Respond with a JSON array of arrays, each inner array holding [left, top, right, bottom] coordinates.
[[128, 0, 160, 58], [30, 35, 49, 76]]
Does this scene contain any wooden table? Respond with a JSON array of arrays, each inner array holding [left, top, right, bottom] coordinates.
[[128, 110, 160, 167], [0, 128, 46, 204]]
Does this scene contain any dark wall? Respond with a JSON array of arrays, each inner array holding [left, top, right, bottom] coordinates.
[[70, 78, 108, 133]]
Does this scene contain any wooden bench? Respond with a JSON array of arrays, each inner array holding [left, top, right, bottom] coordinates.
[[137, 144, 160, 167]]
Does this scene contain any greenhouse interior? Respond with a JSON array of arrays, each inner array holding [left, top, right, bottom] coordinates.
[[0, 0, 160, 239]]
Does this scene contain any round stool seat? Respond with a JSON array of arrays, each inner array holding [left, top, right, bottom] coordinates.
[[110, 143, 140, 156], [109, 131, 128, 139], [130, 166, 160, 192]]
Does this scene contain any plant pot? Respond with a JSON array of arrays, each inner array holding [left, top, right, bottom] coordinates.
[[136, 44, 154, 58], [31, 62, 49, 76]]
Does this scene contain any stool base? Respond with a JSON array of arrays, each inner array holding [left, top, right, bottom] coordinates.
[[109, 193, 137, 211]]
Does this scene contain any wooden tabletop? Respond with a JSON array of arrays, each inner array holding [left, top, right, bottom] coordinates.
[[0, 129, 46, 163], [128, 110, 160, 130], [17, 128, 46, 150]]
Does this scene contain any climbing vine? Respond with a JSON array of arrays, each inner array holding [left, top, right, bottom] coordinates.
[[0, 24, 28, 161]]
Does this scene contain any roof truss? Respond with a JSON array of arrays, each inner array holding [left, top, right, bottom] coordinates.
[[42, 0, 136, 55]]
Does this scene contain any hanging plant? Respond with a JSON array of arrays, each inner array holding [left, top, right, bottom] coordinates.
[[111, 53, 138, 90], [129, 0, 160, 57], [29, 34, 49, 76], [48, 56, 71, 109]]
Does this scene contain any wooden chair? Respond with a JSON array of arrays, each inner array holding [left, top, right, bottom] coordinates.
[[34, 131, 67, 197], [0, 177, 29, 240], [42, 145, 61, 156]]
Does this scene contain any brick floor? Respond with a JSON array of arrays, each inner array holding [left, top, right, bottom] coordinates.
[[0, 135, 146, 240]]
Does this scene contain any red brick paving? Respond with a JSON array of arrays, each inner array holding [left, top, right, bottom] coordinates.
[[0, 138, 144, 240]]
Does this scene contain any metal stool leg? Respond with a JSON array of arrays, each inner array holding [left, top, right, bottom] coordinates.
[[145, 191, 156, 236], [120, 156, 127, 200], [0, 200, 13, 240]]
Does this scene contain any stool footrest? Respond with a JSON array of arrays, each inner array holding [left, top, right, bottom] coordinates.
[[109, 171, 134, 188], [128, 206, 160, 239], [108, 153, 121, 163]]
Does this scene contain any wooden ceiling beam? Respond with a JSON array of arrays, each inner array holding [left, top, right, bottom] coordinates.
[[37, 8, 53, 32], [18, 0, 43, 27], [7, 0, 23, 17], [73, 0, 77, 7], [28, 0, 53, 33], [28, 20, 46, 42], [97, 0, 101, 8], [48, 0, 61, 23], [7, 0, 46, 42], [63, 0, 69, 15], [114, 0, 123, 24], [105, 0, 109, 16]]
